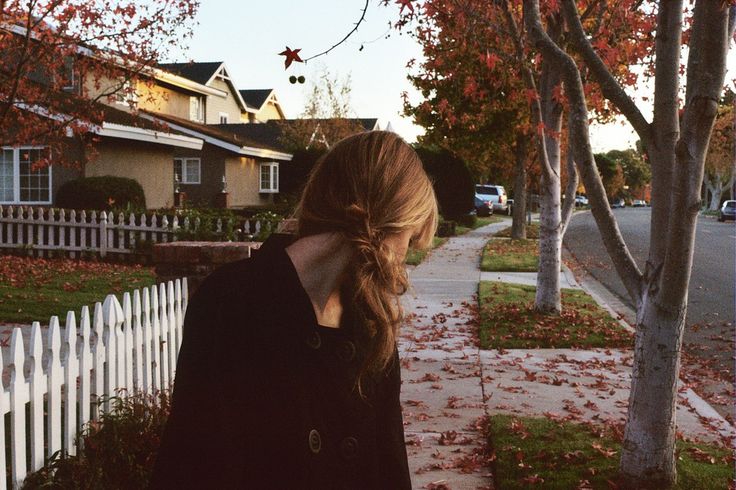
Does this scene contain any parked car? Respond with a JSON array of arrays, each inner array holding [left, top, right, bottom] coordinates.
[[575, 195, 589, 206], [474, 196, 494, 217], [718, 200, 736, 221], [475, 184, 509, 213], [610, 198, 626, 209], [632, 199, 647, 207]]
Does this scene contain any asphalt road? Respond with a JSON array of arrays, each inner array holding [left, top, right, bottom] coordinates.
[[564, 208, 735, 375]]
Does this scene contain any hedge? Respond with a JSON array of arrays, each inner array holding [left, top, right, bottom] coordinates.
[[56, 176, 146, 212]]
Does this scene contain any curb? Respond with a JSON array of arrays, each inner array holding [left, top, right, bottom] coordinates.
[[561, 242, 736, 441]]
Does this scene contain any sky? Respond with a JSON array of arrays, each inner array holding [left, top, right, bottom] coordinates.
[[167, 1, 736, 153]]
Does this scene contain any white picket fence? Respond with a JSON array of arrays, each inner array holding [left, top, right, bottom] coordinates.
[[0, 277, 188, 489], [0, 206, 276, 258]]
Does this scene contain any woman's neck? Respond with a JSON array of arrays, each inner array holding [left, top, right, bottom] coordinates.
[[285, 232, 353, 327]]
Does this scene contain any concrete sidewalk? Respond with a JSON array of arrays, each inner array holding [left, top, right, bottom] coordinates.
[[399, 218, 734, 490]]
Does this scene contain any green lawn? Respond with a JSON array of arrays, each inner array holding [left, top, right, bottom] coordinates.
[[455, 215, 505, 235], [481, 238, 538, 272], [486, 415, 732, 490], [405, 236, 448, 266], [494, 222, 540, 239], [0, 256, 156, 324], [478, 282, 632, 349]]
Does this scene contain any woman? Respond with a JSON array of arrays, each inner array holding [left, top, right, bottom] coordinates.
[[149, 131, 438, 489]]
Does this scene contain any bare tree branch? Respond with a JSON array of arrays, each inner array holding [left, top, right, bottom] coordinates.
[[498, 0, 555, 183], [523, 0, 644, 304], [302, 0, 369, 63], [561, 0, 652, 147]]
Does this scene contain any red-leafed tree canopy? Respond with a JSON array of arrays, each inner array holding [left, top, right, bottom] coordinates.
[[0, 0, 199, 165], [399, 0, 655, 183]]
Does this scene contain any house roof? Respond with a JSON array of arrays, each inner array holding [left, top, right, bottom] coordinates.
[[239, 89, 274, 111], [217, 122, 288, 152], [7, 80, 203, 149], [157, 62, 225, 86], [158, 61, 251, 114], [144, 111, 292, 160], [214, 118, 382, 152]]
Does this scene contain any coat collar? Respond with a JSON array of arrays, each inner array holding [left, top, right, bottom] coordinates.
[[253, 233, 358, 340]]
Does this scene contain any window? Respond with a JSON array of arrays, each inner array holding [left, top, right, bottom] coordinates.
[[61, 58, 79, 94], [219, 112, 229, 124], [190, 96, 204, 123], [114, 79, 138, 107], [475, 185, 498, 196], [0, 147, 51, 204], [174, 158, 201, 184], [259, 162, 279, 193]]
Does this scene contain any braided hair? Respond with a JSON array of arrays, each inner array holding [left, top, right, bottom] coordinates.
[[294, 131, 438, 391]]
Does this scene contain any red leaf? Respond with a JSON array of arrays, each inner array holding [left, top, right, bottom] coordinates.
[[278, 46, 303, 69]]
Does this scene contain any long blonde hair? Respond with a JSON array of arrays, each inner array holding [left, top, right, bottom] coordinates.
[[295, 131, 438, 384]]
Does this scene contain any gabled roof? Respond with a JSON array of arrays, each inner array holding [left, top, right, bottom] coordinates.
[[143, 111, 292, 161], [239, 89, 274, 111], [158, 61, 250, 113], [157, 62, 225, 86]]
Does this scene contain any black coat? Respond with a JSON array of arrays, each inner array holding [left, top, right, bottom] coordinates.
[[148, 234, 411, 489]]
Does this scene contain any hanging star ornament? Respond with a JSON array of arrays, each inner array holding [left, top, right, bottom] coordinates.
[[279, 46, 303, 69]]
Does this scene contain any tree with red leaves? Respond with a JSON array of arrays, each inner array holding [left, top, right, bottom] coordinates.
[[523, 0, 735, 485], [0, 0, 199, 166], [395, 0, 650, 315], [401, 3, 535, 239]]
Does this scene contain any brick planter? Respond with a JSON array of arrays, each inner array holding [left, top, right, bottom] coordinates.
[[153, 241, 261, 297]]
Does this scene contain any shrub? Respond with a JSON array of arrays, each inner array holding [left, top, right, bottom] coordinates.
[[415, 147, 475, 221], [455, 213, 477, 228], [437, 220, 457, 237], [251, 210, 283, 242], [171, 208, 238, 242], [56, 176, 146, 212], [22, 390, 171, 489], [276, 148, 326, 209]]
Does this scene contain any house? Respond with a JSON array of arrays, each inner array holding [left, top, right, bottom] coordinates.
[[147, 110, 291, 208], [2, 34, 294, 210], [239, 89, 286, 122], [157, 62, 286, 124]]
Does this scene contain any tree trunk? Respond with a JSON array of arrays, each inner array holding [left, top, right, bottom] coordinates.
[[535, 167, 562, 313], [619, 288, 686, 488], [707, 180, 722, 210], [511, 133, 528, 240], [534, 41, 564, 314]]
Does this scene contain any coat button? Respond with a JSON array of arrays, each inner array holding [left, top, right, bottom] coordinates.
[[339, 436, 358, 460], [305, 331, 321, 350], [337, 340, 356, 362], [308, 429, 321, 454]]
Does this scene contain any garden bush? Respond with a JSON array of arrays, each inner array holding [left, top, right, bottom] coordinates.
[[275, 148, 326, 211], [415, 146, 474, 221], [437, 220, 457, 237], [455, 213, 477, 228], [172, 207, 238, 242], [21, 390, 171, 489], [56, 176, 146, 212], [250, 210, 283, 242]]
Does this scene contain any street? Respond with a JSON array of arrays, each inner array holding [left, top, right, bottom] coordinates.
[[564, 208, 735, 379]]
